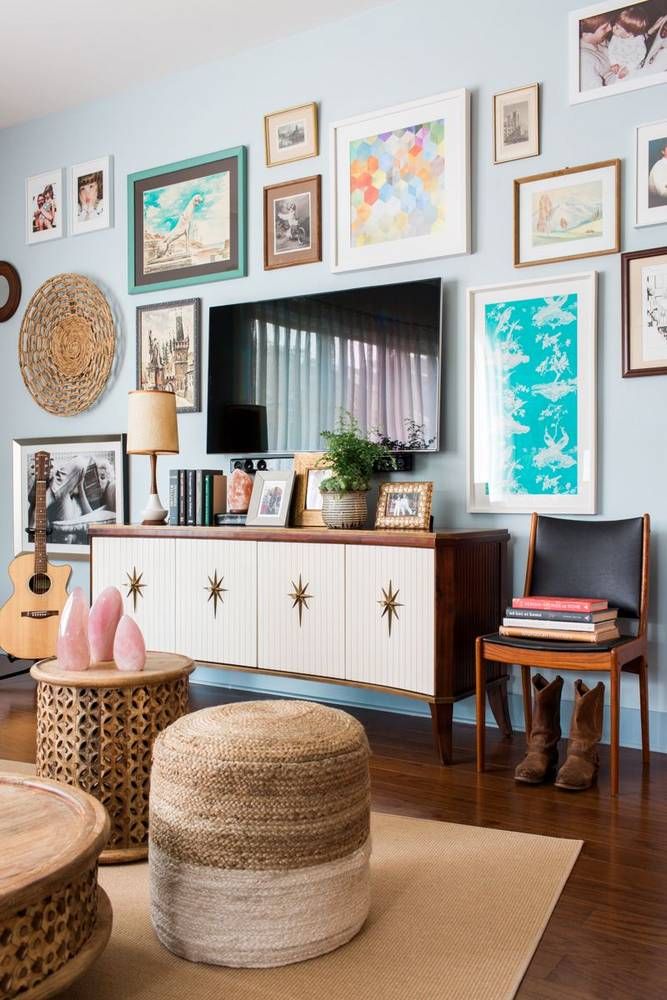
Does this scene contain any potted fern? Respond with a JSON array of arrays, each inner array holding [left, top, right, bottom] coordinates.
[[318, 412, 396, 529]]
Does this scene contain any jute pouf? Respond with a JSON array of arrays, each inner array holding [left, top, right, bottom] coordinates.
[[148, 700, 371, 968]]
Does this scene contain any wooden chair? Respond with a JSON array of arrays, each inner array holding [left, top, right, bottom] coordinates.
[[475, 513, 650, 796]]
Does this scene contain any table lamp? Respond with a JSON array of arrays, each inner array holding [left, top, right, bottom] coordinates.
[[127, 389, 179, 524]]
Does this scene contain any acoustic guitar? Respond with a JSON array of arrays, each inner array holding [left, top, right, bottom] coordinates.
[[0, 450, 71, 659]]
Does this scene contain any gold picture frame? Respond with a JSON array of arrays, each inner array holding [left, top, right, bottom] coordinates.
[[375, 481, 433, 531], [493, 83, 539, 165], [264, 102, 319, 168], [292, 452, 332, 527]]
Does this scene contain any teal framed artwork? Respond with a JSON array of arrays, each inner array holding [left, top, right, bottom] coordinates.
[[127, 146, 247, 294], [467, 272, 597, 514]]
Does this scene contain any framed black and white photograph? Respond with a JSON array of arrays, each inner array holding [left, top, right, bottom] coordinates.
[[636, 118, 667, 226], [136, 298, 201, 413], [12, 434, 128, 557], [264, 102, 319, 167], [246, 470, 295, 527], [375, 481, 433, 531], [622, 246, 667, 376], [264, 176, 321, 269], [493, 84, 539, 164], [26, 168, 64, 244], [70, 155, 112, 236]]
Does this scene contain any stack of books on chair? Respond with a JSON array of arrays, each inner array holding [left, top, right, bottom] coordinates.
[[500, 596, 619, 644]]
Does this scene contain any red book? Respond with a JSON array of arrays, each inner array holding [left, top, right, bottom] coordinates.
[[512, 596, 608, 613]]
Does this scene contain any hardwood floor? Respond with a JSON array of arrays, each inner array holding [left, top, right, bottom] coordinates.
[[2, 666, 665, 999]]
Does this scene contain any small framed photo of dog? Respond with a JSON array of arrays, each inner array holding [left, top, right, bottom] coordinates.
[[375, 481, 433, 531], [264, 176, 321, 270]]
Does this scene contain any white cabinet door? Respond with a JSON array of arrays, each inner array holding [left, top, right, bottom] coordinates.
[[175, 539, 257, 667], [345, 545, 435, 695], [91, 536, 176, 653], [257, 542, 345, 679]]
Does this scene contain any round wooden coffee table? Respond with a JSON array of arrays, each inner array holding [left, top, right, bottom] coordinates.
[[31, 652, 194, 864], [0, 773, 111, 1000]]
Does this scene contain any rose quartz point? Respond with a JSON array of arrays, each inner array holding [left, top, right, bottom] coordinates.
[[88, 587, 123, 664], [56, 587, 91, 672], [113, 615, 146, 672]]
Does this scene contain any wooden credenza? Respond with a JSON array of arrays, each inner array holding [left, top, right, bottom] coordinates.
[[89, 525, 510, 763]]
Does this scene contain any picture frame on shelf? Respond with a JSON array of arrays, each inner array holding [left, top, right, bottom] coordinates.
[[467, 271, 597, 515], [375, 481, 433, 531], [26, 168, 64, 244], [264, 175, 322, 270], [264, 102, 319, 167], [330, 89, 470, 272], [636, 119, 667, 227], [136, 298, 201, 413], [493, 83, 539, 165], [127, 146, 247, 294], [292, 453, 333, 527], [12, 434, 128, 558], [514, 159, 620, 267], [622, 246, 667, 377], [69, 155, 112, 236], [246, 470, 296, 528]]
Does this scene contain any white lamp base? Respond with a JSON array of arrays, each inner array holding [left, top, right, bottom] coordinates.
[[141, 493, 168, 525]]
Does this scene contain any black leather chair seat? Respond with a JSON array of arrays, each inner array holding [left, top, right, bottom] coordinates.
[[483, 632, 635, 654]]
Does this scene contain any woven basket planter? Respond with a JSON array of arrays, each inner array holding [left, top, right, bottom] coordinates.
[[321, 491, 368, 529], [149, 700, 371, 967]]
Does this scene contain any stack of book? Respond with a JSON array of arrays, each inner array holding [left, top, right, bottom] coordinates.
[[169, 469, 227, 526], [500, 596, 619, 644]]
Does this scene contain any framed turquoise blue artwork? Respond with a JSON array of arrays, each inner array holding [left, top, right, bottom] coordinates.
[[127, 146, 247, 294], [467, 272, 597, 514]]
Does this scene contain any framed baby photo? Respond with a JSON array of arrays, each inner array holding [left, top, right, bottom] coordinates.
[[514, 160, 620, 267], [622, 246, 667, 377], [246, 470, 295, 528], [569, 0, 667, 104], [636, 119, 667, 227], [264, 175, 322, 269], [70, 156, 112, 236], [292, 452, 333, 527], [26, 168, 64, 244], [375, 481, 433, 531], [136, 298, 201, 412], [264, 102, 319, 167], [493, 83, 540, 165]]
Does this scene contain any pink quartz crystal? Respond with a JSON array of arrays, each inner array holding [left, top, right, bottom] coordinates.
[[56, 587, 91, 672], [113, 615, 146, 672], [88, 587, 123, 664], [227, 468, 253, 513]]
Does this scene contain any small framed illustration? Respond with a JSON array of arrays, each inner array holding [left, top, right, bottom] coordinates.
[[569, 1, 667, 105], [264, 175, 322, 270], [375, 481, 433, 531], [292, 453, 333, 527], [136, 298, 201, 412], [467, 271, 597, 515], [26, 169, 64, 244], [264, 102, 319, 167], [127, 146, 247, 294], [514, 159, 620, 268], [636, 119, 667, 227], [493, 83, 539, 165], [246, 470, 295, 528], [622, 246, 667, 377], [330, 89, 470, 272], [70, 156, 112, 235]]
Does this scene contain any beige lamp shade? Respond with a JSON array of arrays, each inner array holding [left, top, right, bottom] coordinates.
[[127, 390, 179, 455]]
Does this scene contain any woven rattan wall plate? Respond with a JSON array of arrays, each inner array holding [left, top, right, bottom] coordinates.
[[19, 273, 115, 415]]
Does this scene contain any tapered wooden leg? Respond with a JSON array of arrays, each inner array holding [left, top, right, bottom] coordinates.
[[610, 659, 620, 797], [487, 677, 513, 738], [429, 702, 454, 765], [639, 657, 650, 767], [475, 638, 486, 772], [521, 665, 533, 737]]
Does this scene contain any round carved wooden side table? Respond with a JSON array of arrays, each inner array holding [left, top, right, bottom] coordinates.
[[0, 772, 111, 1000], [31, 652, 194, 864]]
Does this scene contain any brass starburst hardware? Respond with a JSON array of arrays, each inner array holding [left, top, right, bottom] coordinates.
[[124, 567, 146, 612], [289, 574, 313, 627], [205, 570, 228, 618], [378, 580, 403, 637]]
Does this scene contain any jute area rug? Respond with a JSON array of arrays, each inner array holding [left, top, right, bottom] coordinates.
[[4, 762, 581, 1000]]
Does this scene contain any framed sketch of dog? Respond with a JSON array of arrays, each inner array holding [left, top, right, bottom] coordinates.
[[127, 147, 247, 294], [264, 176, 322, 270]]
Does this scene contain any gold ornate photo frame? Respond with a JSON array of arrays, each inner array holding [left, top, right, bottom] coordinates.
[[375, 481, 433, 531]]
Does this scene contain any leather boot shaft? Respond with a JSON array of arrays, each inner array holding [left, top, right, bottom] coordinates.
[[515, 674, 563, 784], [555, 680, 605, 791]]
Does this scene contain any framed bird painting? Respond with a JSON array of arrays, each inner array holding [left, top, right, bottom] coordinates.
[[127, 146, 247, 293]]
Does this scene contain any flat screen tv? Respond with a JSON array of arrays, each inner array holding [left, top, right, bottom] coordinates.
[[207, 277, 443, 455]]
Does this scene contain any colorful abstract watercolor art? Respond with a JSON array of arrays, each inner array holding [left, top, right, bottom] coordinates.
[[349, 119, 445, 248]]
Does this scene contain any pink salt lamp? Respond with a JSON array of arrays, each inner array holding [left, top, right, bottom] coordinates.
[[56, 587, 91, 672], [88, 587, 123, 664], [113, 615, 146, 672], [227, 468, 253, 513]]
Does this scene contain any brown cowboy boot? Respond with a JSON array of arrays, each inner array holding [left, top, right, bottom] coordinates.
[[515, 674, 563, 784], [555, 680, 605, 791]]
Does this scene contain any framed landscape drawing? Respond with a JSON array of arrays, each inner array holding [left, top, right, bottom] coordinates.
[[636, 119, 667, 227], [330, 89, 470, 272], [127, 146, 246, 293], [467, 272, 597, 514], [569, 0, 667, 104], [622, 246, 667, 376], [493, 83, 539, 165], [70, 155, 112, 236], [265, 102, 318, 167], [26, 168, 64, 244], [264, 175, 322, 269], [514, 160, 620, 267], [136, 298, 201, 412]]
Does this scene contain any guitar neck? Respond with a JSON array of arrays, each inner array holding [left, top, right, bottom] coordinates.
[[33, 451, 49, 576]]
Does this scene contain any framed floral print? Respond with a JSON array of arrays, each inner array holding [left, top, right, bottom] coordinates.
[[636, 119, 667, 227], [467, 272, 597, 515], [493, 83, 540, 165], [622, 246, 667, 377], [264, 175, 322, 269], [264, 102, 318, 167]]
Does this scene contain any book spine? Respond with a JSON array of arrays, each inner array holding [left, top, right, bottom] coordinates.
[[195, 470, 204, 526], [502, 617, 599, 632], [178, 470, 186, 526], [505, 607, 597, 623], [512, 597, 606, 612], [500, 625, 618, 643], [168, 470, 179, 526], [186, 470, 196, 526], [203, 473, 213, 527]]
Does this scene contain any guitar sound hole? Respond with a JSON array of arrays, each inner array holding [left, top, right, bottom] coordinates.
[[29, 574, 52, 596]]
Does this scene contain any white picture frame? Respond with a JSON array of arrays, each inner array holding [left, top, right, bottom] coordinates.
[[330, 89, 470, 272], [25, 168, 64, 244], [636, 119, 667, 227], [70, 155, 113, 235], [467, 272, 597, 515]]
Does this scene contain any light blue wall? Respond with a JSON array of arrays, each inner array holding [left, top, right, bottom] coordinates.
[[0, 0, 665, 749]]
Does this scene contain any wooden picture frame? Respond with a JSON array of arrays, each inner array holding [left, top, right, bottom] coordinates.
[[0, 261, 21, 322], [264, 102, 319, 167], [292, 453, 333, 527], [264, 176, 322, 270], [622, 246, 667, 377], [375, 481, 433, 531], [493, 83, 540, 165], [136, 299, 201, 413], [514, 160, 620, 267], [246, 470, 295, 528], [636, 119, 667, 228]]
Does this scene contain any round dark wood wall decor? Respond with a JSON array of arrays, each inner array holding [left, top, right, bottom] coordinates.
[[0, 261, 21, 322]]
